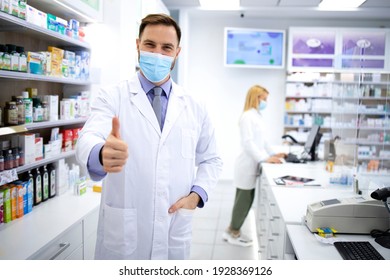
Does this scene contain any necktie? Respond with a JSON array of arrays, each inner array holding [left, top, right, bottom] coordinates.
[[152, 87, 162, 130]]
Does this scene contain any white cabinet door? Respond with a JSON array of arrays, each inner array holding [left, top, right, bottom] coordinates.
[[83, 208, 99, 260]]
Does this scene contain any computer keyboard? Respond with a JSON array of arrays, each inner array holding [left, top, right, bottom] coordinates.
[[334, 241, 385, 260]]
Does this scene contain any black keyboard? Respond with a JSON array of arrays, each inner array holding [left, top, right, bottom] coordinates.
[[334, 241, 385, 260]]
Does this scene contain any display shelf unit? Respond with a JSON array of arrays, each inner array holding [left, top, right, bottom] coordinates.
[[284, 72, 390, 176], [0, 6, 96, 260], [0, 69, 91, 84], [0, 11, 90, 49], [330, 73, 389, 175], [284, 77, 334, 150], [0, 118, 87, 136]]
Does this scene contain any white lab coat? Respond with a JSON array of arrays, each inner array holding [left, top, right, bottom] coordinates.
[[233, 108, 275, 190], [76, 74, 222, 260]]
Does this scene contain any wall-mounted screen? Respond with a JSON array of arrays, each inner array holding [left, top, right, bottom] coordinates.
[[224, 27, 286, 69]]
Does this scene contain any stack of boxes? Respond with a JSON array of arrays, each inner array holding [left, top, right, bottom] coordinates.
[[27, 46, 89, 81]]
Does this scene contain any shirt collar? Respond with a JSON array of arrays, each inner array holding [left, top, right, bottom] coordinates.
[[138, 71, 171, 97]]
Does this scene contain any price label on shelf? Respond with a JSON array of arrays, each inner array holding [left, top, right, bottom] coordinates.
[[0, 169, 18, 185]]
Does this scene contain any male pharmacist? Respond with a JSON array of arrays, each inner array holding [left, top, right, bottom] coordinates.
[[76, 13, 223, 260]]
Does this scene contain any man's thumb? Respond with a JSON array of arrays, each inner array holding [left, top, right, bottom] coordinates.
[[111, 116, 121, 138]]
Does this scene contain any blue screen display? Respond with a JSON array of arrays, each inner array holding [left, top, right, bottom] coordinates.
[[225, 28, 285, 68]]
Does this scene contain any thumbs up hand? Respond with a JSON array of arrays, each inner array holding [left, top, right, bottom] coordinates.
[[101, 117, 129, 173]]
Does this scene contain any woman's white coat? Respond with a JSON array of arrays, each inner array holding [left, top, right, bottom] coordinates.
[[233, 108, 275, 190]]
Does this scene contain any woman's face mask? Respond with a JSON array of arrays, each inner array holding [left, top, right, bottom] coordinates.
[[258, 100, 267, 112], [139, 51, 174, 83]]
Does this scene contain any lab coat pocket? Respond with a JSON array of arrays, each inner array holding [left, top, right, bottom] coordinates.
[[169, 208, 195, 259], [170, 209, 194, 241], [181, 129, 196, 159], [103, 204, 137, 256]]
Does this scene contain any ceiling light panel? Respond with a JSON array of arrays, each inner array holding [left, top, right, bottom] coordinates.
[[279, 0, 322, 7], [241, 0, 279, 7]]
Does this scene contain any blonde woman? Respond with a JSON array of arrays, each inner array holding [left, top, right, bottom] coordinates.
[[223, 85, 285, 247]]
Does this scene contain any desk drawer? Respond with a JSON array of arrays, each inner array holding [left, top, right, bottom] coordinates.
[[29, 221, 83, 260]]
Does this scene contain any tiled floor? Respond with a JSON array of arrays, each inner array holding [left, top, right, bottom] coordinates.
[[190, 180, 259, 260]]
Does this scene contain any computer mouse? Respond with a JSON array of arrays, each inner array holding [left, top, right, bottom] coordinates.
[[375, 236, 390, 249]]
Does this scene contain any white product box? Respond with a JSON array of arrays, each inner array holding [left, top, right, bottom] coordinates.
[[55, 159, 69, 196], [43, 95, 59, 121], [19, 133, 35, 164], [60, 99, 71, 120], [35, 137, 43, 161], [43, 143, 52, 158], [26, 4, 46, 28]]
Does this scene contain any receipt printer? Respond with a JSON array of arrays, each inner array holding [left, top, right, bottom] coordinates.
[[305, 196, 390, 234]]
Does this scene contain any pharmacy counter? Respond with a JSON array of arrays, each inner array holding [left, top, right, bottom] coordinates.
[[286, 224, 390, 260], [0, 188, 100, 260], [256, 162, 361, 260]]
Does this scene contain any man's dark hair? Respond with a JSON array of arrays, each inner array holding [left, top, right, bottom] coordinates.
[[139, 13, 181, 45]]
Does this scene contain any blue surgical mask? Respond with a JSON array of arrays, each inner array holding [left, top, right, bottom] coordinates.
[[139, 51, 174, 83], [258, 100, 267, 111]]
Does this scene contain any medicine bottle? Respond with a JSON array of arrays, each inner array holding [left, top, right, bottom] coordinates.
[[5, 101, 18, 126], [42, 165, 49, 201], [18, 147, 24, 166], [32, 97, 43, 122], [16, 46, 27, 72], [26, 170, 34, 200], [48, 163, 56, 198], [33, 168, 42, 205], [1, 45, 11, 70], [22, 91, 33, 124], [0, 44, 5, 70], [13, 96, 25, 124], [4, 149, 14, 170], [41, 101, 49, 121], [6, 44, 19, 71], [12, 148, 19, 168]]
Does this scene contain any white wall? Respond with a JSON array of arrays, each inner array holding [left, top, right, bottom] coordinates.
[[93, 4, 390, 181], [177, 11, 390, 180]]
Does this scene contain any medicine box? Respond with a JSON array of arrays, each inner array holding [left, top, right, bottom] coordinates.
[[43, 95, 59, 121], [35, 137, 43, 161], [19, 133, 35, 164]]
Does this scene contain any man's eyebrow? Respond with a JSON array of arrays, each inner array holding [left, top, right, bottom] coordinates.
[[162, 42, 175, 48], [143, 39, 175, 47], [143, 39, 155, 44]]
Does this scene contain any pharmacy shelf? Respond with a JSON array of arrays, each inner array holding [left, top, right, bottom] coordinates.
[[332, 126, 390, 131], [0, 70, 90, 85], [0, 118, 87, 136], [0, 11, 90, 49], [333, 96, 390, 101], [16, 150, 76, 174], [344, 141, 390, 146], [0, 150, 76, 186], [332, 110, 389, 116]]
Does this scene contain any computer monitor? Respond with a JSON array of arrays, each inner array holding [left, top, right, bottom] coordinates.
[[304, 125, 322, 161]]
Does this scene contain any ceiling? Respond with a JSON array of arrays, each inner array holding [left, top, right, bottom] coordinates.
[[161, 0, 390, 20]]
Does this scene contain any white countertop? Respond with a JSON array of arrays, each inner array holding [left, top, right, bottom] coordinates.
[[0, 188, 101, 260], [287, 224, 390, 260], [261, 161, 358, 224]]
